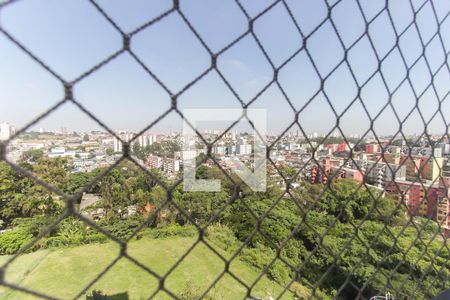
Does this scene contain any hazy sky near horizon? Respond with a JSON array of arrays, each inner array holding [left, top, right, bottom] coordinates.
[[0, 0, 449, 136]]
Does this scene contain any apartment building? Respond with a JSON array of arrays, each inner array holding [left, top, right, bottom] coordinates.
[[0, 123, 15, 141], [147, 155, 163, 169], [147, 155, 180, 174], [385, 180, 449, 221]]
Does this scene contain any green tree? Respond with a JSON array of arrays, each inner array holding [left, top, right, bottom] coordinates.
[[99, 168, 127, 220], [21, 149, 44, 162], [173, 189, 229, 225], [33, 157, 72, 191], [105, 147, 114, 156], [0, 161, 63, 226], [66, 172, 97, 195]]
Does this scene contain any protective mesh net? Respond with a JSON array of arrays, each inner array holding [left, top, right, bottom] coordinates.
[[0, 0, 449, 299]]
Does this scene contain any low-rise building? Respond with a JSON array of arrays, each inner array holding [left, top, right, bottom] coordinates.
[[147, 155, 163, 169], [385, 179, 449, 237]]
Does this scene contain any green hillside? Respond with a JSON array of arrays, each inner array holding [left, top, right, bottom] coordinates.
[[0, 236, 299, 299]]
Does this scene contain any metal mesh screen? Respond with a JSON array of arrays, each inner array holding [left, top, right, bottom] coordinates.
[[0, 0, 449, 299]]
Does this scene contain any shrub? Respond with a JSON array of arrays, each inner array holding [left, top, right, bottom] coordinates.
[[0, 217, 110, 254], [85, 290, 120, 300], [30, 217, 108, 250], [205, 223, 239, 253], [268, 260, 291, 284], [415, 217, 439, 235], [240, 243, 292, 284], [150, 224, 197, 239], [178, 280, 217, 300], [240, 242, 274, 269], [178, 280, 202, 300], [37, 233, 107, 249], [99, 216, 144, 240], [289, 282, 330, 300], [0, 228, 33, 255], [13, 216, 56, 237]]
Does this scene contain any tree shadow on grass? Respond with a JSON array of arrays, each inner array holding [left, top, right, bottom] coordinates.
[[86, 290, 128, 300]]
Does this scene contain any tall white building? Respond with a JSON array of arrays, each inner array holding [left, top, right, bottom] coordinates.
[[163, 158, 180, 173], [138, 134, 157, 148], [113, 136, 122, 153], [236, 144, 252, 155], [124, 133, 134, 142], [182, 150, 197, 160], [231, 130, 237, 141], [213, 146, 226, 155], [226, 145, 236, 155], [148, 134, 157, 145], [138, 135, 148, 147], [0, 123, 14, 141]]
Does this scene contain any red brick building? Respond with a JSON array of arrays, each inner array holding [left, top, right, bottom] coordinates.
[[310, 158, 363, 184], [365, 143, 380, 154], [385, 179, 449, 238]]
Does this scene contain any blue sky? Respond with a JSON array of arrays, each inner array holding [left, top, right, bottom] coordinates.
[[0, 0, 449, 136]]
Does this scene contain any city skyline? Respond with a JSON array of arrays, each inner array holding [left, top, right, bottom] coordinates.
[[3, 120, 448, 140], [1, 0, 449, 135]]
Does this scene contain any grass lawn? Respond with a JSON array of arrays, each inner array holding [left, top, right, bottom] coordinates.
[[0, 236, 298, 299]]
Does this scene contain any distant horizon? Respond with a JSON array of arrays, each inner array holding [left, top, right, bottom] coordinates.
[[11, 123, 449, 139], [1, 1, 449, 136]]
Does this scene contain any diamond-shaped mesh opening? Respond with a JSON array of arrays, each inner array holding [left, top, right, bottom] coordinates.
[[0, 0, 450, 299]]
